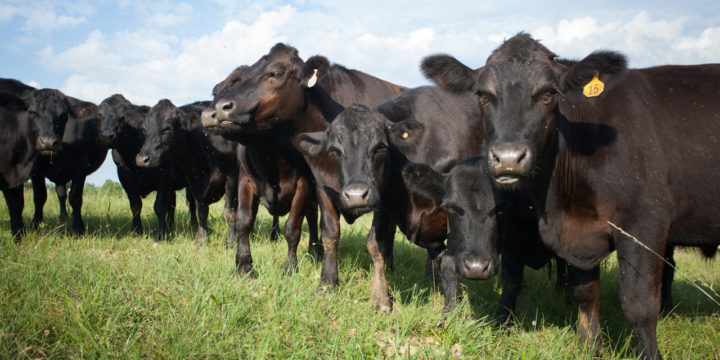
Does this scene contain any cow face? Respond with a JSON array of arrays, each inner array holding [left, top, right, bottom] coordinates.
[[25, 89, 69, 154], [441, 156, 499, 279], [423, 34, 626, 190], [212, 43, 329, 135], [98, 94, 135, 147], [136, 99, 189, 168], [296, 104, 423, 222], [422, 34, 566, 188]]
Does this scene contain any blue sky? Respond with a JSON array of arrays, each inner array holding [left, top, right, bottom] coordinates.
[[2, 0, 719, 184]]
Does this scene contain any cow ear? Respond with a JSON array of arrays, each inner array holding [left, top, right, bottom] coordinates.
[[302, 56, 330, 88], [421, 55, 477, 93], [387, 119, 424, 144], [561, 51, 627, 93], [296, 131, 327, 157]]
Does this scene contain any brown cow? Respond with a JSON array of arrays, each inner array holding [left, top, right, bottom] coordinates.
[[207, 43, 405, 292]]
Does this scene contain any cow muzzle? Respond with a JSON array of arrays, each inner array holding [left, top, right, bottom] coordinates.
[[201, 109, 219, 129], [135, 154, 151, 167], [488, 143, 531, 185], [341, 184, 372, 209], [459, 255, 498, 279], [36, 136, 58, 155]]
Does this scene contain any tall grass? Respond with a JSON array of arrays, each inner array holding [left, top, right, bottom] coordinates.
[[1, 183, 718, 359]]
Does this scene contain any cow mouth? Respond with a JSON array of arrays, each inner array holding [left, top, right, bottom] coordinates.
[[494, 175, 520, 185], [341, 206, 373, 223]]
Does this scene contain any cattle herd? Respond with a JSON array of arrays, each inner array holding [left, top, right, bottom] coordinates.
[[1, 33, 719, 359]]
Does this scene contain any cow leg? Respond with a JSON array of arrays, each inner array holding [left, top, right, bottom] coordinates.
[[68, 177, 86, 235], [185, 189, 197, 229], [615, 229, 665, 360], [367, 211, 395, 312], [269, 216, 280, 242], [568, 265, 601, 356], [305, 197, 322, 260], [440, 252, 462, 314], [31, 173, 47, 228], [194, 194, 210, 247], [235, 176, 258, 276], [660, 245, 675, 312], [317, 189, 341, 292], [55, 183, 68, 221], [167, 190, 177, 231], [3, 187, 25, 240], [153, 176, 174, 240], [282, 176, 311, 275], [223, 175, 239, 250], [117, 170, 143, 235], [379, 215, 396, 272], [495, 253, 525, 325]]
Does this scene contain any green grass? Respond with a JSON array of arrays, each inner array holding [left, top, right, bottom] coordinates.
[[1, 182, 718, 359]]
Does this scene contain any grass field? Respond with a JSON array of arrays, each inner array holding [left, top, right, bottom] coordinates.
[[1, 182, 719, 359]]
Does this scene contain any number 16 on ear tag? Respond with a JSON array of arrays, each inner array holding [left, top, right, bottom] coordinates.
[[583, 71, 604, 97]]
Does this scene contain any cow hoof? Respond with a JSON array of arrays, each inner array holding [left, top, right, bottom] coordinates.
[[235, 265, 257, 278], [283, 260, 298, 276]]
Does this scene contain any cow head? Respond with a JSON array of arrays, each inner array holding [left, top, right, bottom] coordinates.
[[440, 156, 500, 279], [422, 33, 626, 189], [212, 43, 330, 135], [98, 94, 138, 147], [25, 89, 69, 154], [201, 65, 248, 139], [295, 104, 423, 222], [0, 91, 57, 157], [136, 99, 192, 168]]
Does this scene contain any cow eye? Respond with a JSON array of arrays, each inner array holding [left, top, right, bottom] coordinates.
[[161, 129, 172, 136], [327, 146, 342, 159], [268, 70, 284, 79], [540, 88, 559, 106]]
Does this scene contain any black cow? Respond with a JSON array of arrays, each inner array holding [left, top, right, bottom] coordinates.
[[202, 65, 321, 276], [210, 43, 405, 291], [135, 99, 234, 243], [422, 33, 720, 359], [98, 94, 190, 237], [295, 86, 484, 311], [24, 89, 108, 234], [404, 155, 565, 323], [0, 90, 57, 237]]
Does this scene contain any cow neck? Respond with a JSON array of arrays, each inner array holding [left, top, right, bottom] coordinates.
[[289, 85, 344, 144], [383, 149, 410, 232]]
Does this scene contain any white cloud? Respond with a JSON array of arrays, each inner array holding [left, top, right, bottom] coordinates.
[[0, 4, 18, 22], [527, 11, 720, 67], [42, 6, 294, 105]]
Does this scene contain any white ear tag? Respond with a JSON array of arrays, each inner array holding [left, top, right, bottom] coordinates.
[[307, 69, 318, 87]]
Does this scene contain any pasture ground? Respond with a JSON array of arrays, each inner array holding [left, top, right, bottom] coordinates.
[[1, 182, 719, 359]]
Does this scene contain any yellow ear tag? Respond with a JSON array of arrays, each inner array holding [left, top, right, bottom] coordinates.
[[402, 132, 409, 139], [583, 72, 604, 97]]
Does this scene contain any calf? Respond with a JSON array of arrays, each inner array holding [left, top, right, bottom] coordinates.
[[208, 43, 405, 288], [24, 89, 108, 234], [203, 65, 321, 276], [98, 94, 189, 236], [407, 156, 565, 322], [295, 86, 484, 311], [135, 99, 233, 243], [0, 91, 57, 237], [422, 33, 720, 359]]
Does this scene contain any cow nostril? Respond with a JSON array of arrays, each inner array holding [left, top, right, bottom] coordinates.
[[221, 101, 235, 112], [517, 147, 527, 164], [490, 148, 501, 166]]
